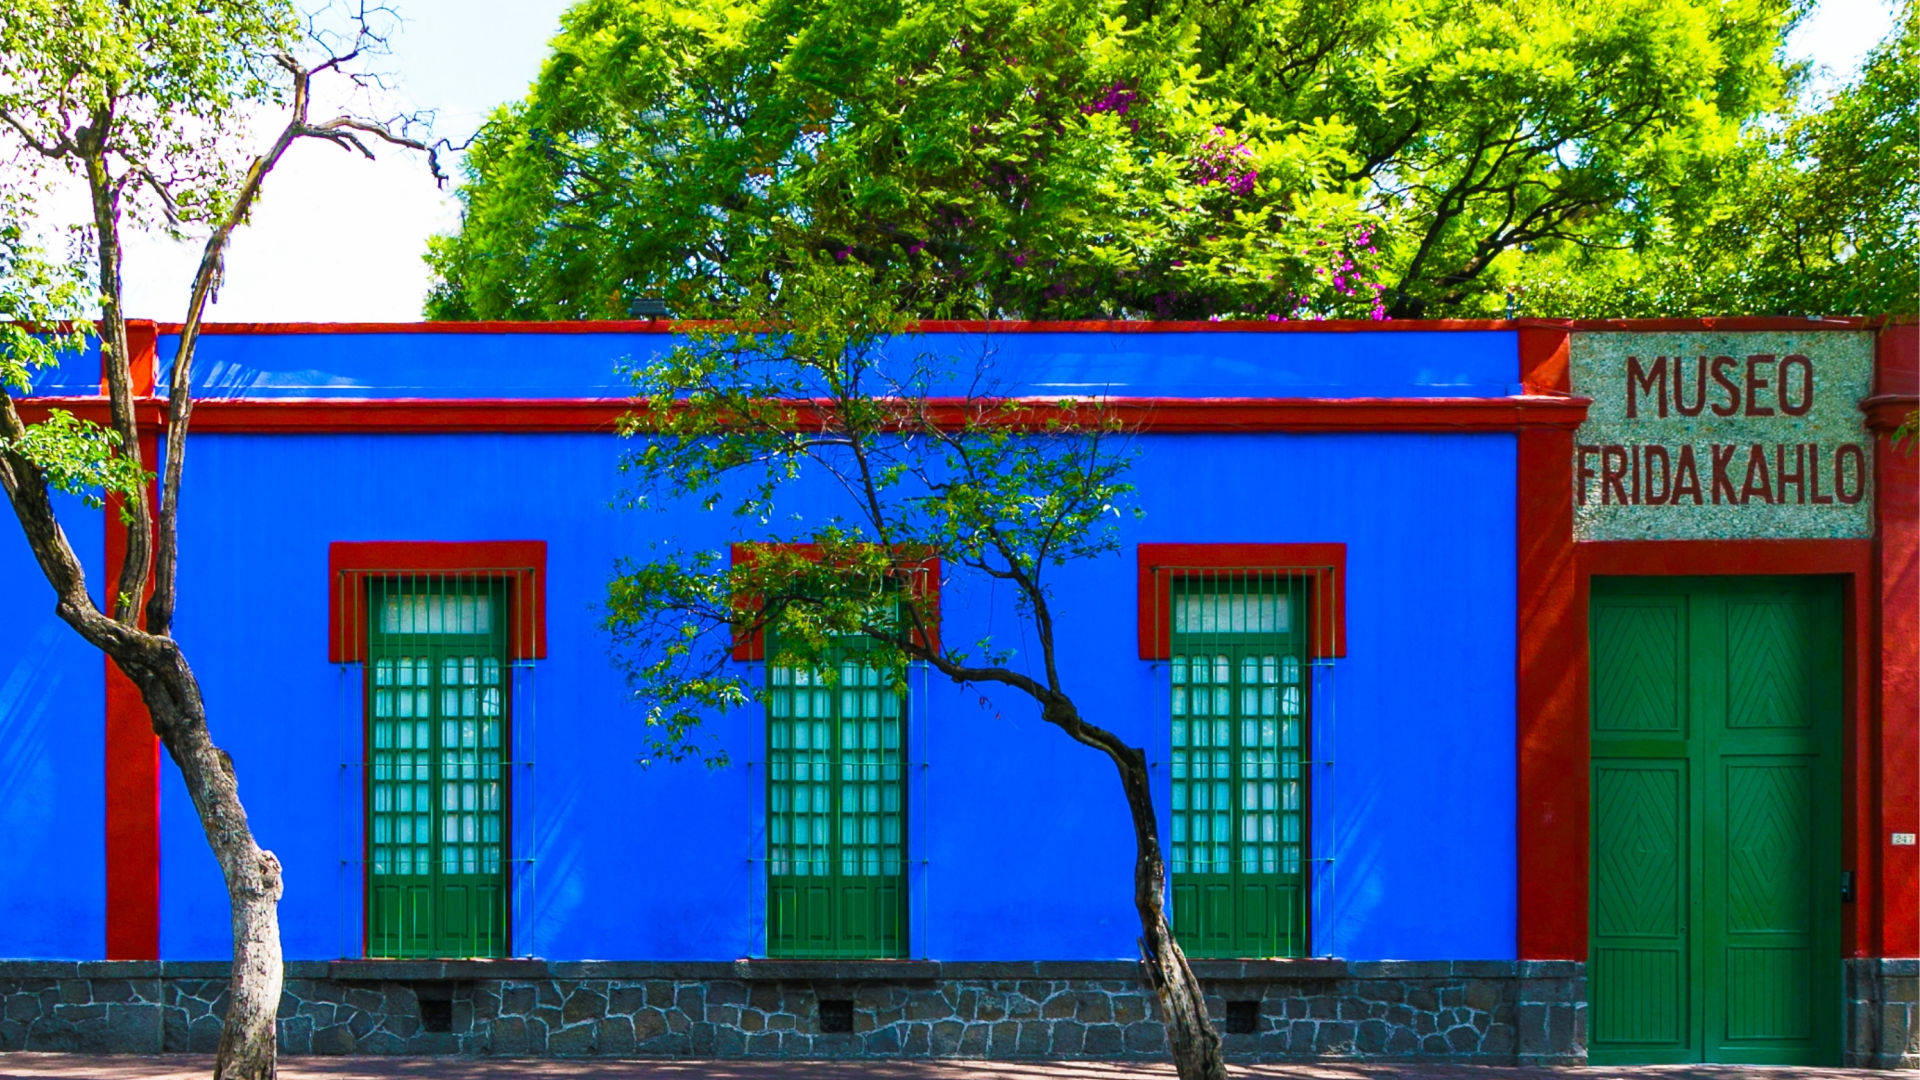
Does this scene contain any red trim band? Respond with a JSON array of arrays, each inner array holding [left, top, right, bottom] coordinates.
[[1515, 427, 1582, 961], [103, 431, 161, 961], [1861, 394, 1918, 432], [1517, 327, 1571, 397], [17, 395, 1592, 435], [146, 316, 1886, 335], [1874, 323, 1919, 958], [99, 323, 158, 397], [328, 541, 548, 663], [1135, 543, 1347, 660]]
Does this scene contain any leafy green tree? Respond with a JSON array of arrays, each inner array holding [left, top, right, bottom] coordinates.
[[1514, 2, 1918, 318], [0, 5, 443, 1076], [425, 0, 1389, 321], [1170, 0, 1803, 316], [425, 0, 1800, 320], [604, 262, 1227, 1079]]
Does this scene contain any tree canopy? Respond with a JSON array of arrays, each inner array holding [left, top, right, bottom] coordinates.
[[1515, 3, 1919, 318], [425, 0, 1845, 321]]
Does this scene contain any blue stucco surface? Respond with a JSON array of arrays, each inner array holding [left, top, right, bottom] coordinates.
[[23, 339, 101, 396], [0, 498, 105, 959], [158, 329, 1519, 400], [0, 327, 1524, 962], [157, 428, 1515, 963]]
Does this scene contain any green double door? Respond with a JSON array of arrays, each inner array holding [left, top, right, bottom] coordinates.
[[764, 657, 907, 958], [1167, 580, 1310, 959], [1589, 576, 1841, 1065], [366, 580, 510, 958]]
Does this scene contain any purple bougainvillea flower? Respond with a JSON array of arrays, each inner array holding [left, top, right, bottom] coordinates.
[[1082, 82, 1137, 116]]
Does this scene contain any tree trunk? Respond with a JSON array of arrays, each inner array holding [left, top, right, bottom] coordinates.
[[118, 647, 284, 1080], [1110, 743, 1228, 1080]]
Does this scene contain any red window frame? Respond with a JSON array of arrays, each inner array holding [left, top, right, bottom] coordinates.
[[1135, 542, 1348, 660], [328, 541, 548, 663]]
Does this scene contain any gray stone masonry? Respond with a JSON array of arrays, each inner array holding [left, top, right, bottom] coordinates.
[[57, 955, 1920, 1067], [1849, 958, 1920, 1069], [0, 959, 1584, 1063]]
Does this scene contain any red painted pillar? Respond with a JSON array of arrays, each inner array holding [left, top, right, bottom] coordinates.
[[1516, 324, 1589, 960], [104, 321, 161, 960], [1870, 322, 1918, 960]]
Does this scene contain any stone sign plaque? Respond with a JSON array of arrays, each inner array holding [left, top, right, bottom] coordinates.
[[1570, 330, 1874, 541]]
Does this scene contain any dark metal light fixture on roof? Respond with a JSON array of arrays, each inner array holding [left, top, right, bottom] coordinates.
[[629, 297, 670, 319]]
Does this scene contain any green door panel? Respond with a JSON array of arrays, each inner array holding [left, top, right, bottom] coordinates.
[[1593, 764, 1688, 940], [437, 882, 504, 958], [370, 883, 434, 959], [1203, 883, 1234, 950], [1592, 599, 1688, 735], [1591, 761, 1690, 1053], [1170, 883, 1196, 938], [1593, 946, 1688, 1047], [1590, 577, 1840, 1066], [1725, 598, 1818, 730]]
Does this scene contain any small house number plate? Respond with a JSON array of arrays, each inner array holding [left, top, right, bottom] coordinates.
[[1894, 833, 1918, 846]]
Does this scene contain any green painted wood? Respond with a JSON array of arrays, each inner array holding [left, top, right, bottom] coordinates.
[[766, 654, 907, 958], [1168, 579, 1308, 958], [365, 579, 510, 959], [1590, 577, 1841, 1066]]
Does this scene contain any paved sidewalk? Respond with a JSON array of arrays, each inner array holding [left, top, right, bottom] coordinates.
[[0, 1056, 1907, 1079]]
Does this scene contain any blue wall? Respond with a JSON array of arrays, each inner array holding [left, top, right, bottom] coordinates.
[[0, 326, 1523, 962], [24, 337, 100, 396], [160, 329, 1520, 400], [0, 498, 105, 959], [160, 428, 1514, 963]]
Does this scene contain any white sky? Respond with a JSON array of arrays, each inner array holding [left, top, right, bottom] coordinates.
[[111, 0, 1903, 323]]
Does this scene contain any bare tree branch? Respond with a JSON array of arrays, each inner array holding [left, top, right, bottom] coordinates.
[[146, 33, 455, 635], [0, 109, 74, 158]]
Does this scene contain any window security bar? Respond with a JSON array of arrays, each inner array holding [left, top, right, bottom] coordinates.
[[334, 571, 541, 961], [1150, 566, 1341, 960]]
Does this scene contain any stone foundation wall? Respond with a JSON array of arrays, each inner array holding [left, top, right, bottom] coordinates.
[[1848, 957, 1920, 1069], [1, 958, 1582, 1063]]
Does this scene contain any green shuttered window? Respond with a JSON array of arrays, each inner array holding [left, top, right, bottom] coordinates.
[[1169, 579, 1309, 958], [767, 654, 906, 957], [366, 579, 509, 958]]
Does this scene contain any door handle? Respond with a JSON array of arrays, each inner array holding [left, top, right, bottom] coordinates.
[[1841, 870, 1855, 903]]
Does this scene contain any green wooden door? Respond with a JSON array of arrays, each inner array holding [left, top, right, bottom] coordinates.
[[366, 580, 510, 958], [1589, 576, 1841, 1065], [766, 654, 907, 957], [1168, 580, 1308, 958]]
